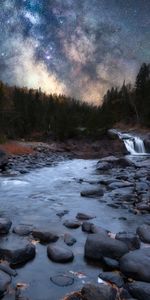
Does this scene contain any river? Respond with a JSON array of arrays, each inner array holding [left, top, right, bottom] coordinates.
[[0, 158, 149, 300]]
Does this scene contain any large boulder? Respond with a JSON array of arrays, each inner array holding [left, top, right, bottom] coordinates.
[[85, 233, 128, 261], [128, 281, 150, 300], [0, 150, 8, 170], [115, 232, 140, 250], [47, 244, 74, 263], [120, 248, 150, 282], [81, 283, 117, 300], [136, 224, 150, 243], [0, 242, 36, 267]]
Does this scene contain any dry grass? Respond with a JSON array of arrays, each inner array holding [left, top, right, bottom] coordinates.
[[0, 142, 34, 155]]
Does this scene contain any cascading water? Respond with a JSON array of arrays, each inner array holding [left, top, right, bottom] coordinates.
[[117, 131, 146, 155]]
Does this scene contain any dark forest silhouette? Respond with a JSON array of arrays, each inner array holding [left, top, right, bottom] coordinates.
[[0, 63, 150, 141]]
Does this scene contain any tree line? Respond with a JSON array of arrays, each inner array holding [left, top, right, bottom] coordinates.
[[0, 63, 149, 141]]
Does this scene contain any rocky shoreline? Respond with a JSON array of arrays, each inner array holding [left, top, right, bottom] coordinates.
[[0, 135, 126, 175]]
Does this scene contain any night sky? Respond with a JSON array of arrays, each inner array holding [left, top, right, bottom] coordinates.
[[0, 0, 150, 104]]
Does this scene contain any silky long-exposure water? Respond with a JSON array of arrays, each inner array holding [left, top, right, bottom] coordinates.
[[0, 158, 149, 300]]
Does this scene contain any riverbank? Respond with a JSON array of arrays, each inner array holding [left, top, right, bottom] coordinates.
[[0, 136, 126, 174]]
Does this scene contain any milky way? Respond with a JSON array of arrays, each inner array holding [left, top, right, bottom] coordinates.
[[0, 0, 150, 104]]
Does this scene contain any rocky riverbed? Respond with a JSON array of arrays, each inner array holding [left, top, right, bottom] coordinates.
[[0, 138, 149, 300]]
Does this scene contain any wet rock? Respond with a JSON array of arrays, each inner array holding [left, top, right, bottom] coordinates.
[[0, 270, 11, 298], [32, 229, 59, 244], [56, 210, 69, 218], [117, 157, 134, 168], [120, 248, 150, 282], [81, 283, 117, 300], [0, 263, 17, 276], [47, 244, 74, 263], [128, 281, 150, 300], [82, 222, 94, 233], [63, 220, 81, 229], [64, 233, 76, 246], [0, 242, 36, 267], [99, 271, 124, 288], [13, 225, 33, 236], [107, 203, 119, 209], [108, 181, 133, 190], [136, 224, 150, 243], [0, 218, 12, 234], [50, 275, 74, 287], [102, 257, 119, 270], [82, 222, 108, 236], [81, 188, 104, 197], [115, 232, 140, 250], [76, 213, 95, 220], [96, 161, 111, 171], [136, 203, 150, 212], [85, 233, 128, 261]]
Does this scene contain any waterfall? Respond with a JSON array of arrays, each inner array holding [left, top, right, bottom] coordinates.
[[117, 131, 146, 155]]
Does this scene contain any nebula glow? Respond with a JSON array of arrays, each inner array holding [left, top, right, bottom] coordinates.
[[0, 0, 150, 104]]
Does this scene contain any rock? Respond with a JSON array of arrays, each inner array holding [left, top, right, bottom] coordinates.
[[128, 281, 150, 300], [13, 225, 33, 236], [81, 188, 104, 198], [82, 222, 108, 235], [136, 224, 150, 243], [85, 233, 128, 261], [0, 242, 36, 267], [0, 218, 12, 234], [102, 257, 119, 270], [136, 203, 150, 212], [115, 232, 140, 250], [117, 157, 134, 168], [32, 229, 58, 243], [76, 213, 95, 220], [144, 137, 150, 152], [0, 263, 17, 276], [120, 248, 150, 282], [0, 270, 11, 298], [50, 275, 74, 287], [63, 220, 81, 229], [56, 210, 69, 218], [81, 283, 117, 300], [0, 150, 8, 170], [82, 222, 94, 233], [108, 181, 133, 190], [64, 233, 76, 246], [99, 271, 124, 288], [47, 244, 74, 263], [96, 162, 111, 171]]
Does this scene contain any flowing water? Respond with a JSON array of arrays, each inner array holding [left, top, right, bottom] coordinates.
[[0, 158, 147, 300], [117, 131, 147, 155]]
